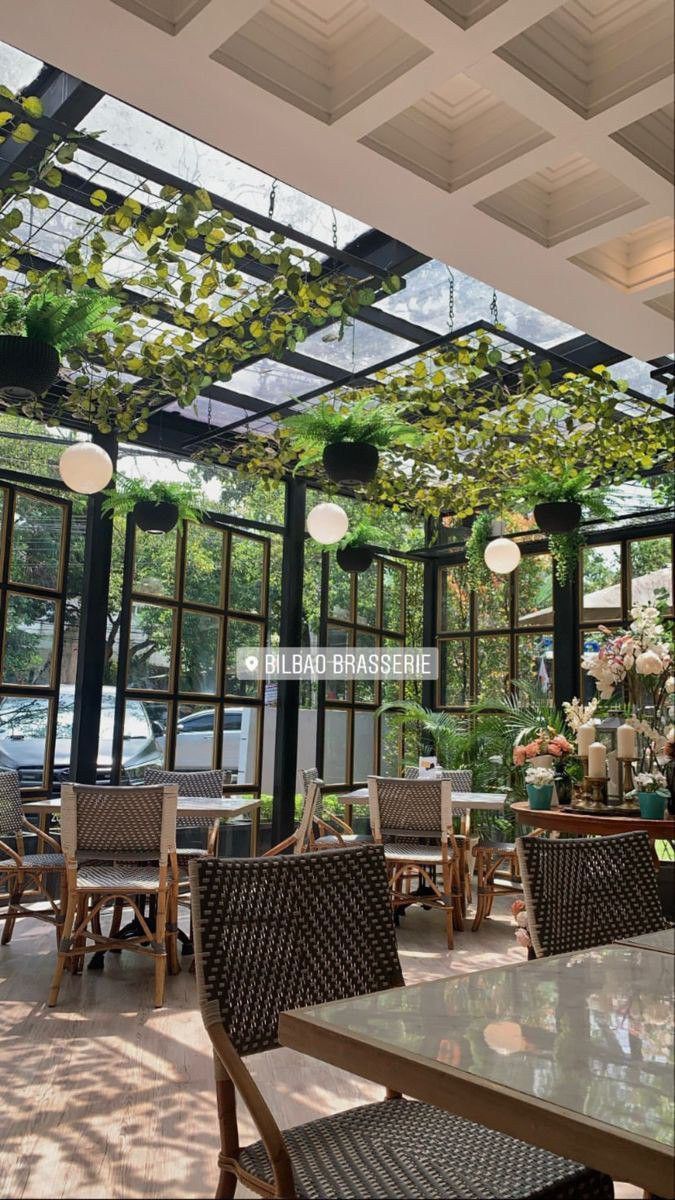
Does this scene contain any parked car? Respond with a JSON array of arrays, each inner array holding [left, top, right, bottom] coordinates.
[[157, 707, 252, 777], [0, 685, 162, 786]]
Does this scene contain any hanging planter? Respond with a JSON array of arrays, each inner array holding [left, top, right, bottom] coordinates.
[[0, 288, 117, 401], [134, 499, 179, 533], [101, 477, 205, 536], [0, 336, 60, 401], [281, 396, 422, 487], [323, 440, 379, 486], [533, 501, 581, 534], [336, 544, 375, 573]]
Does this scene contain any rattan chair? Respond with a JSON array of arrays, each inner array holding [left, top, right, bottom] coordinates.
[[0, 769, 66, 945], [189, 844, 613, 1200], [368, 775, 462, 948], [48, 782, 180, 1008], [264, 780, 323, 856], [301, 768, 372, 850], [517, 831, 670, 959]]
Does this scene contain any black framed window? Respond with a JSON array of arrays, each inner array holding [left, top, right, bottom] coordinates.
[[319, 556, 406, 787]]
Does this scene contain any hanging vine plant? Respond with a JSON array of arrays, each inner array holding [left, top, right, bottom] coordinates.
[[0, 85, 402, 436], [465, 512, 494, 590]]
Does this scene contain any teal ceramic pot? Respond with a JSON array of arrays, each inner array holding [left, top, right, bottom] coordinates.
[[638, 791, 667, 820], [527, 783, 554, 810]]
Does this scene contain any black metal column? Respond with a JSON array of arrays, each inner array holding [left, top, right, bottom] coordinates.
[[421, 517, 438, 711], [552, 568, 580, 707], [271, 478, 306, 844], [69, 432, 118, 783]]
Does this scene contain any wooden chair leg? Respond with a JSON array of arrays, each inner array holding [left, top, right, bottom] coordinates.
[[109, 897, 124, 939], [154, 885, 168, 1007], [1, 876, 24, 944], [72, 894, 88, 974], [167, 885, 181, 977], [215, 1169, 237, 1200], [472, 893, 487, 931], [48, 890, 78, 1007]]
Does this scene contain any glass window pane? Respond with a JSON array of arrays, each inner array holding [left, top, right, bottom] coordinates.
[[381, 635, 405, 705], [133, 527, 178, 598], [229, 535, 265, 614], [354, 631, 377, 704], [119, 698, 164, 783], [354, 711, 376, 782], [0, 694, 49, 787], [184, 524, 224, 607], [180, 610, 221, 694], [476, 575, 510, 629], [439, 639, 470, 706], [328, 562, 352, 621], [225, 618, 262, 697], [518, 634, 554, 702], [356, 565, 377, 628], [382, 563, 404, 633], [518, 555, 553, 626], [476, 635, 511, 704], [127, 603, 175, 691], [439, 565, 470, 632], [223, 705, 259, 785], [582, 544, 622, 623], [2, 595, 56, 684], [379, 712, 401, 775], [10, 495, 64, 589], [323, 708, 349, 785], [326, 625, 350, 702], [174, 703, 216, 770], [630, 537, 673, 614]]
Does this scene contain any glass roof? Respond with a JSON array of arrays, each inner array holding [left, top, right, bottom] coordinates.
[[0, 38, 667, 449]]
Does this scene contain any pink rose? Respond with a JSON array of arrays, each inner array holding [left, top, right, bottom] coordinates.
[[511, 899, 526, 915], [513, 746, 527, 766], [515, 928, 532, 948]]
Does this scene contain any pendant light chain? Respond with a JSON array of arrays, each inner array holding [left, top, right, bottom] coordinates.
[[267, 178, 278, 220], [490, 287, 499, 325], [330, 207, 339, 250], [446, 267, 455, 334]]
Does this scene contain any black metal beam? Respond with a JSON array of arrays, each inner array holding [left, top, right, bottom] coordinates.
[[422, 516, 437, 711], [69, 430, 118, 783], [271, 478, 306, 844], [0, 69, 102, 185], [553, 569, 579, 708]]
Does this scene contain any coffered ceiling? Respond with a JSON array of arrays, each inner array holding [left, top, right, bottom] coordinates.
[[1, 0, 673, 358]]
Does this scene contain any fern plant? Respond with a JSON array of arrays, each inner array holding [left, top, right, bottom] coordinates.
[[511, 465, 610, 514], [101, 478, 205, 533], [281, 395, 422, 471], [376, 699, 473, 766], [0, 288, 117, 352], [338, 520, 386, 550]]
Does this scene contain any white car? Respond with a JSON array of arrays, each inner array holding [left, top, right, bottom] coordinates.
[[157, 707, 256, 779]]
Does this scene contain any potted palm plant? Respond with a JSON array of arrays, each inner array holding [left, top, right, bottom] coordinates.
[[281, 395, 422, 486], [335, 520, 384, 573], [0, 287, 118, 400], [375, 700, 471, 767], [102, 478, 205, 534]]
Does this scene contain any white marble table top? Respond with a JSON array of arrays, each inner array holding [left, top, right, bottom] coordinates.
[[340, 787, 507, 812], [280, 944, 674, 1194], [23, 795, 260, 820], [616, 927, 675, 955]]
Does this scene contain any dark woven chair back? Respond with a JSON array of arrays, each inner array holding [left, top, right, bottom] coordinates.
[[0, 769, 22, 838], [300, 767, 324, 817], [144, 767, 224, 828], [60, 783, 177, 859], [368, 775, 452, 840], [517, 831, 669, 958], [189, 844, 403, 1055], [404, 767, 473, 791]]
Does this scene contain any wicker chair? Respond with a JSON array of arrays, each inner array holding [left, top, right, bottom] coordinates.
[[264, 780, 323, 856], [301, 767, 372, 850], [517, 831, 670, 959], [368, 775, 462, 947], [0, 769, 66, 945], [189, 844, 613, 1200], [48, 783, 180, 1008]]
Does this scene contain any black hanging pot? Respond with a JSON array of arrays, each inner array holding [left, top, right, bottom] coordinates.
[[134, 499, 179, 534], [533, 501, 581, 534], [337, 545, 375, 573], [323, 441, 379, 486], [0, 335, 60, 401]]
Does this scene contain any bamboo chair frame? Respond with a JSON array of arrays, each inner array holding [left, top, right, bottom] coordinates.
[[1, 816, 66, 945], [368, 775, 462, 949], [48, 783, 181, 1008]]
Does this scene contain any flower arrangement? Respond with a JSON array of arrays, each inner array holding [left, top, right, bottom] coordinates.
[[525, 765, 555, 788], [633, 771, 666, 793], [562, 696, 598, 733], [512, 729, 573, 766], [512, 899, 532, 950], [581, 604, 672, 701]]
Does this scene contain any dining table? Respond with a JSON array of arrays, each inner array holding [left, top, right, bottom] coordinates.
[[339, 786, 507, 837], [279, 942, 675, 1196]]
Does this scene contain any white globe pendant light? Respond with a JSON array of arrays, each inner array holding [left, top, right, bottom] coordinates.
[[484, 536, 521, 575], [306, 502, 349, 545], [59, 441, 114, 494]]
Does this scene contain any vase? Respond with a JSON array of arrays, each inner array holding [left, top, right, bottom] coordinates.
[[531, 754, 554, 768], [323, 441, 379, 486], [527, 783, 554, 810], [638, 791, 667, 820], [554, 769, 573, 807], [336, 545, 374, 573], [0, 335, 60, 401]]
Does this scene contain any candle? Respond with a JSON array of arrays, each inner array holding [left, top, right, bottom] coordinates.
[[576, 723, 595, 757], [616, 722, 637, 760], [588, 741, 607, 779]]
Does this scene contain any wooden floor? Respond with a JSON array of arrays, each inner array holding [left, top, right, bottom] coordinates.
[[0, 899, 639, 1200]]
